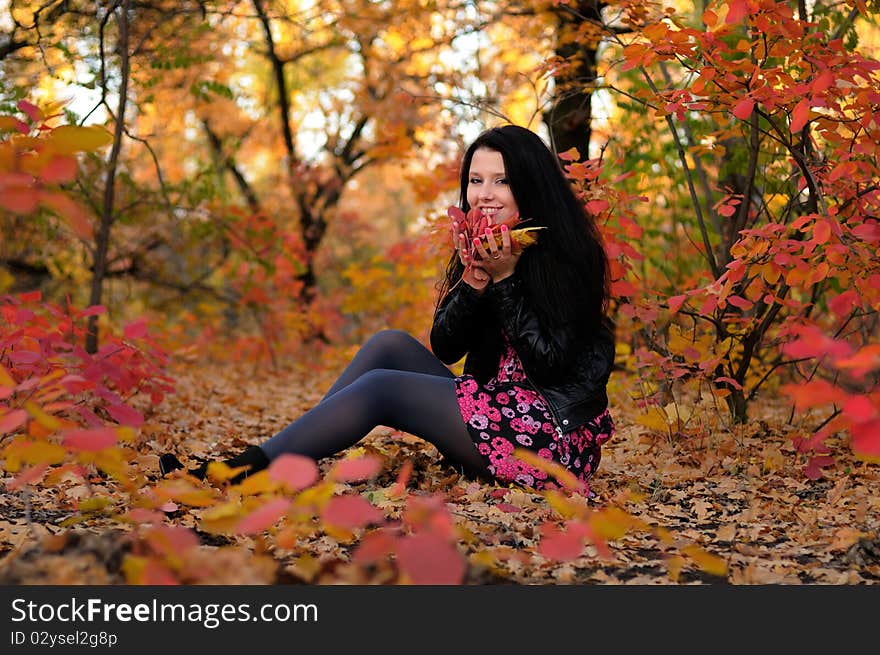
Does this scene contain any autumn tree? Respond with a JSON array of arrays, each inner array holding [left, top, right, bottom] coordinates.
[[571, 0, 880, 468]]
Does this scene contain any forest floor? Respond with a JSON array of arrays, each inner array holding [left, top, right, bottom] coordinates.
[[1, 356, 879, 585]]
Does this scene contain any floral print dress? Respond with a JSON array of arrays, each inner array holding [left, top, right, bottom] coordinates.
[[455, 337, 613, 494]]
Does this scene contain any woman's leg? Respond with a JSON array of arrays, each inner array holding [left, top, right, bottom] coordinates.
[[261, 368, 486, 477], [160, 331, 475, 480], [319, 329, 453, 402]]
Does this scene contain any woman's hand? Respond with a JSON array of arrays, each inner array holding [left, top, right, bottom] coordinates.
[[452, 220, 491, 292], [472, 224, 520, 282]]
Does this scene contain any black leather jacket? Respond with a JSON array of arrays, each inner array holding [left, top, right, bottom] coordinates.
[[430, 275, 615, 435]]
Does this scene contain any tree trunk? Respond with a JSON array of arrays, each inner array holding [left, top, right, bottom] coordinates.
[[86, 0, 130, 354], [543, 2, 603, 159]]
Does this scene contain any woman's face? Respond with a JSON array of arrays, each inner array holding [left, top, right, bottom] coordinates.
[[466, 147, 518, 225]]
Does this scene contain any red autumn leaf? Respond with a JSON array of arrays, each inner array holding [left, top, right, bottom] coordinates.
[[329, 454, 382, 482], [0, 188, 40, 214], [611, 278, 637, 297], [715, 376, 743, 390], [813, 219, 831, 244], [725, 0, 750, 24], [125, 508, 166, 524], [780, 380, 846, 410], [8, 463, 49, 490], [321, 494, 384, 530], [828, 290, 858, 320], [835, 345, 880, 378], [39, 155, 78, 184], [585, 199, 610, 215], [352, 529, 398, 564], [558, 147, 581, 161], [8, 350, 40, 364], [667, 294, 687, 314], [538, 524, 584, 560], [726, 295, 753, 310], [106, 403, 144, 427], [267, 453, 319, 491], [62, 427, 118, 452], [732, 97, 755, 120], [123, 319, 148, 340], [844, 396, 876, 422], [851, 222, 880, 243], [447, 206, 466, 223], [17, 100, 43, 122], [495, 503, 520, 514], [811, 70, 834, 93], [0, 409, 28, 434], [395, 533, 466, 584], [790, 98, 811, 132], [717, 202, 738, 217], [141, 560, 179, 586], [851, 419, 880, 460], [77, 305, 107, 318], [390, 458, 413, 497], [39, 191, 94, 241], [145, 525, 199, 556], [782, 328, 852, 360], [236, 498, 292, 535], [805, 455, 835, 480]]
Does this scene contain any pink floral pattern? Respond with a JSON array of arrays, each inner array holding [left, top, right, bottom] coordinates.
[[455, 338, 614, 494]]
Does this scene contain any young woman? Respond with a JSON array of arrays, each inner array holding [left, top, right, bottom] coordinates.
[[160, 125, 615, 492]]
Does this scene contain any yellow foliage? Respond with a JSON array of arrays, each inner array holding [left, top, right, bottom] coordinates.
[[682, 544, 728, 577], [544, 490, 588, 519], [206, 461, 250, 482], [5, 441, 48, 473], [634, 408, 670, 433], [24, 401, 63, 431], [233, 470, 278, 496], [46, 125, 113, 154]]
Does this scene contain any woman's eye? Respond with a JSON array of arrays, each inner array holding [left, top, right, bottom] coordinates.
[[469, 178, 482, 184], [497, 178, 508, 185]]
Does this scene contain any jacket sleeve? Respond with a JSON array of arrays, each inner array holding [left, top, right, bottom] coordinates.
[[430, 282, 485, 365], [484, 275, 576, 384]]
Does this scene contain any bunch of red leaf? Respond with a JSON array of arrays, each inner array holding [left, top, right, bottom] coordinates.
[[447, 205, 544, 259]]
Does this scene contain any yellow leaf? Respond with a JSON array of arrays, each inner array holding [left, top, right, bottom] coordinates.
[[200, 501, 244, 522], [665, 554, 685, 582], [173, 489, 217, 507], [78, 497, 112, 513], [47, 125, 113, 154], [0, 363, 15, 387], [233, 470, 277, 495], [21, 440, 67, 466], [286, 554, 321, 582], [590, 507, 637, 541], [544, 490, 588, 519], [24, 401, 62, 431], [682, 544, 728, 577], [121, 555, 148, 584], [199, 501, 246, 534], [295, 480, 335, 510], [323, 524, 356, 543], [635, 409, 670, 432], [654, 526, 675, 545], [206, 461, 249, 482]]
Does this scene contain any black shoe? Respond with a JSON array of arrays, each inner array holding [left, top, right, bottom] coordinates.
[[159, 453, 184, 476], [225, 446, 270, 484]]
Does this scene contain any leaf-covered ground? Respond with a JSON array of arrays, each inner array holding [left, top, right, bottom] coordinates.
[[2, 358, 879, 585]]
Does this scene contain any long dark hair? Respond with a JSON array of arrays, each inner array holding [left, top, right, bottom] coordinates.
[[437, 124, 610, 332]]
